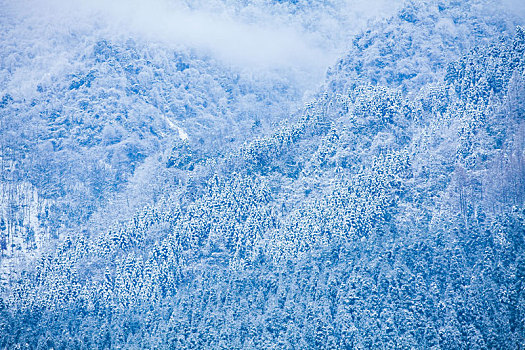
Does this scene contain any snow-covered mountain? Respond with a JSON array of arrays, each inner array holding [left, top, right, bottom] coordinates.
[[1, 0, 524, 348]]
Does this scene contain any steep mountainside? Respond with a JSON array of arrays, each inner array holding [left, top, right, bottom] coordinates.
[[1, 1, 524, 349]]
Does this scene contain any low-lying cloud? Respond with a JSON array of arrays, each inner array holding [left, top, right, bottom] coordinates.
[[94, 0, 335, 69], [2, 0, 408, 94], [7, 0, 337, 71]]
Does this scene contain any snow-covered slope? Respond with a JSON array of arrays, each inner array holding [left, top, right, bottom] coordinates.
[[1, 0, 524, 348]]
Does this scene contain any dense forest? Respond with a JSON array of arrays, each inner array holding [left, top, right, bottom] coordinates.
[[1, 0, 524, 348]]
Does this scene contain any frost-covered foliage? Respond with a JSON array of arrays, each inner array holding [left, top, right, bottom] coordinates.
[[0, 11, 304, 254], [327, 0, 521, 93], [1, 0, 524, 349]]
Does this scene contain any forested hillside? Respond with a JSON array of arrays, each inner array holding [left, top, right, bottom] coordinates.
[[1, 0, 524, 349], [0, 3, 307, 262]]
